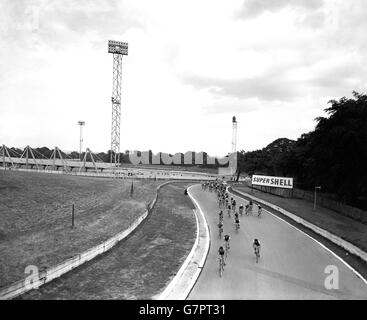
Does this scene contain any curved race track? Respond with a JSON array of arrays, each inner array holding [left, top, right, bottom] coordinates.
[[187, 185, 367, 300]]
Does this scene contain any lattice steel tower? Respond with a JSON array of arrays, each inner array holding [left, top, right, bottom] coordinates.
[[108, 40, 128, 167], [232, 116, 237, 153]]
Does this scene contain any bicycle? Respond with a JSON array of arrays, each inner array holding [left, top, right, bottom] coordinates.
[[219, 226, 223, 239], [219, 256, 224, 277], [225, 240, 230, 258], [235, 221, 240, 232], [254, 247, 260, 263], [258, 207, 262, 218]]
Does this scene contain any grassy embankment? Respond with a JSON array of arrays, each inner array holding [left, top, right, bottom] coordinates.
[[19, 182, 197, 299], [0, 170, 160, 287]]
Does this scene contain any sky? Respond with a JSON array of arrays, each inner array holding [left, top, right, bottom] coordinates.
[[0, 0, 366, 157]]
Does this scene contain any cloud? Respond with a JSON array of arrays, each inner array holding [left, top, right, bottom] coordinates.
[[0, 0, 144, 51], [180, 71, 301, 102], [237, 0, 324, 19], [295, 10, 326, 29], [201, 98, 260, 115], [180, 50, 367, 106]]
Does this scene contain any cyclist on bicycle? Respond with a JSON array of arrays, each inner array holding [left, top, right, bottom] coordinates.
[[253, 238, 261, 256], [227, 204, 231, 216], [239, 204, 244, 215], [258, 205, 262, 217], [232, 198, 236, 209], [234, 211, 239, 220], [235, 216, 240, 229], [245, 204, 249, 215], [219, 246, 226, 265], [219, 210, 223, 222], [218, 221, 223, 233], [249, 200, 253, 214], [224, 234, 230, 249]]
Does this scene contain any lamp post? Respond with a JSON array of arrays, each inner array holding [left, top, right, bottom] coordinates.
[[78, 121, 85, 161], [314, 186, 322, 210]]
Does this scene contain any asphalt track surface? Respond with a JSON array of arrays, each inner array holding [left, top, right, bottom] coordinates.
[[187, 185, 367, 300]]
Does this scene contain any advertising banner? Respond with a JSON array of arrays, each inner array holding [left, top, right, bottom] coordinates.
[[252, 174, 293, 189]]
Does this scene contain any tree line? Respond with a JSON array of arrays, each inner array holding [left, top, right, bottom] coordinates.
[[236, 91, 367, 210]]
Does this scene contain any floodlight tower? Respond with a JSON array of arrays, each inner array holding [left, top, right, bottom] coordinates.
[[232, 116, 237, 153], [78, 121, 85, 161], [108, 40, 128, 168]]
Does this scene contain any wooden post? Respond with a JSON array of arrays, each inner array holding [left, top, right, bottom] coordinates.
[[2, 145, 5, 171], [130, 180, 134, 197], [72, 204, 75, 228]]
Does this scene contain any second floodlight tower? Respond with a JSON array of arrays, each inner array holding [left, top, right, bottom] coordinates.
[[108, 40, 128, 167], [232, 116, 237, 153]]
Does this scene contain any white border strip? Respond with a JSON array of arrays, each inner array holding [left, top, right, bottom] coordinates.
[[229, 188, 367, 286], [158, 207, 200, 300], [157, 185, 210, 300]]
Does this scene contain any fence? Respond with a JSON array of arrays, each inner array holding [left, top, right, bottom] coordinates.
[[248, 182, 367, 224]]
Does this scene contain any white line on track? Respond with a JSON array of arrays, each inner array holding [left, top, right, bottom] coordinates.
[[228, 189, 367, 286]]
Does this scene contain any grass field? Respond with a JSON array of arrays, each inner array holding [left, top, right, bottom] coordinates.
[[18, 182, 197, 299], [0, 170, 160, 288]]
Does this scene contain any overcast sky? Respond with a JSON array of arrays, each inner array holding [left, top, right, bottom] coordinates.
[[1, 0, 366, 156]]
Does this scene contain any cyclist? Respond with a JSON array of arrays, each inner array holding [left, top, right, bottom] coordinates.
[[234, 211, 239, 220], [218, 221, 223, 238], [219, 210, 223, 222], [249, 200, 253, 214], [245, 204, 249, 215], [224, 234, 230, 250], [235, 216, 240, 230], [232, 199, 236, 212], [227, 204, 231, 217], [219, 246, 226, 266], [239, 204, 244, 215], [253, 238, 261, 259], [258, 205, 262, 217]]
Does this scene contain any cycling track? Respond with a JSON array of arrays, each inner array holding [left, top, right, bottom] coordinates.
[[187, 185, 367, 299]]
